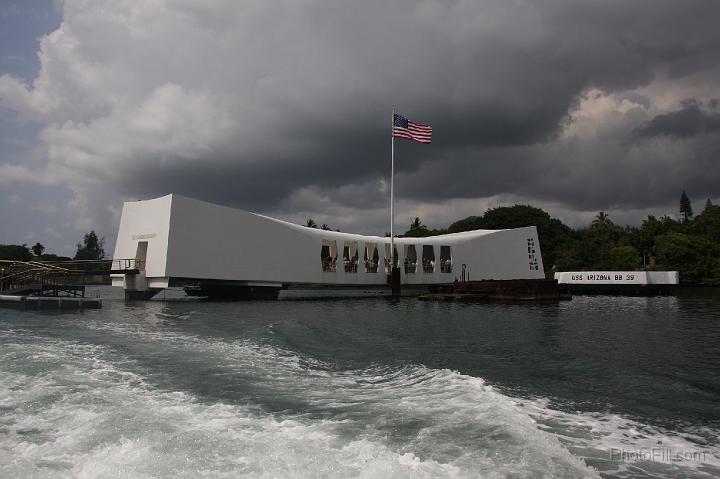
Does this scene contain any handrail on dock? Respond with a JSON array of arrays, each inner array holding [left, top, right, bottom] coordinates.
[[0, 263, 87, 297], [110, 258, 145, 271], [0, 259, 146, 297]]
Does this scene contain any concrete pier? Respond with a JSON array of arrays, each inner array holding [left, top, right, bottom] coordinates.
[[0, 294, 102, 310]]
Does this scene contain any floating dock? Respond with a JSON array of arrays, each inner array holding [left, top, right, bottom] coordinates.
[[0, 294, 101, 310], [418, 279, 567, 302], [0, 260, 103, 310]]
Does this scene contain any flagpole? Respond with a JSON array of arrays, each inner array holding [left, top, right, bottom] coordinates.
[[390, 109, 401, 296], [390, 109, 395, 265]]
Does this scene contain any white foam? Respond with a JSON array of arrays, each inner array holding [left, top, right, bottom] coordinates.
[[521, 397, 720, 477], [0, 332, 599, 478]]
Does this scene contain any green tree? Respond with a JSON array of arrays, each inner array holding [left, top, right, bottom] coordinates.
[[321, 224, 331, 231], [680, 190, 693, 223], [74, 231, 105, 260], [447, 205, 575, 271], [592, 211, 610, 226], [587, 212, 634, 245], [446, 216, 483, 233], [606, 245, 641, 270], [705, 198, 713, 211], [554, 239, 592, 271], [689, 204, 720, 242], [655, 232, 720, 285], [638, 215, 680, 256], [573, 211, 639, 269], [404, 217, 431, 238], [31, 242, 45, 256], [305, 218, 317, 228], [0, 244, 32, 261]]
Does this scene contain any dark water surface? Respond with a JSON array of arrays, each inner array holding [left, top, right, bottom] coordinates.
[[1, 287, 719, 478]]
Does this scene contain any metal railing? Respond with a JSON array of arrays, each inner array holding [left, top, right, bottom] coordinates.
[[0, 260, 85, 297], [33, 259, 113, 274], [0, 258, 143, 296], [11, 259, 145, 273], [110, 258, 145, 271]]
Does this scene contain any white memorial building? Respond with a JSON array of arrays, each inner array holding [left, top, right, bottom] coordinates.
[[112, 194, 546, 298]]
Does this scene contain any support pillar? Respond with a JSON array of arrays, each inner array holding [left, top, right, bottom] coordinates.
[[391, 266, 401, 297], [124, 289, 160, 300], [123, 272, 158, 300]]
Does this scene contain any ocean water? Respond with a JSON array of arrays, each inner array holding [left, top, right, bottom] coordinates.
[[1, 288, 719, 478]]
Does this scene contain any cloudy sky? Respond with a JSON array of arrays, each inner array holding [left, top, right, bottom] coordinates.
[[1, 0, 719, 256]]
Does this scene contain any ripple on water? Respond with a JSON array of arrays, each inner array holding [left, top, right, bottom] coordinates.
[[0, 332, 598, 478], [1, 293, 719, 478]]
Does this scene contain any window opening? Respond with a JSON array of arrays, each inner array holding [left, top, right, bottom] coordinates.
[[440, 245, 452, 273], [321, 239, 337, 272], [384, 243, 398, 273], [364, 242, 379, 273], [343, 241, 358, 273], [404, 245, 417, 274], [422, 245, 435, 273]]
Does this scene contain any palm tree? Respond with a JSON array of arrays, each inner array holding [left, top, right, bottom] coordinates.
[[592, 211, 610, 227], [305, 218, 317, 228]]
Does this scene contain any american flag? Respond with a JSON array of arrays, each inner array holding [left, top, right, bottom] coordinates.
[[393, 113, 432, 144]]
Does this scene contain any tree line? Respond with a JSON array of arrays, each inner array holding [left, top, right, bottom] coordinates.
[[0, 231, 105, 263], [401, 192, 720, 286], [3, 192, 718, 285]]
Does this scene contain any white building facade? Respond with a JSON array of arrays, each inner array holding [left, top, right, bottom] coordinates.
[[112, 195, 545, 296]]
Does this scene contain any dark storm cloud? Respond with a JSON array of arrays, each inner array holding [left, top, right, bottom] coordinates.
[[2, 0, 720, 234], [180, 0, 720, 213], [635, 100, 720, 139], [397, 126, 720, 212]]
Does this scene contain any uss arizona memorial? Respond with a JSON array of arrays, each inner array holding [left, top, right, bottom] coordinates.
[[112, 194, 546, 298]]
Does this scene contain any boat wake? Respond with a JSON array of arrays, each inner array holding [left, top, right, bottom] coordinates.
[[1, 317, 717, 478]]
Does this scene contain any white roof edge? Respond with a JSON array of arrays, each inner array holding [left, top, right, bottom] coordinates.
[[127, 194, 536, 241]]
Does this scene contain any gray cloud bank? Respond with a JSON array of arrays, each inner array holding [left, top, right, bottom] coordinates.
[[635, 100, 720, 139], [1, 0, 719, 243]]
